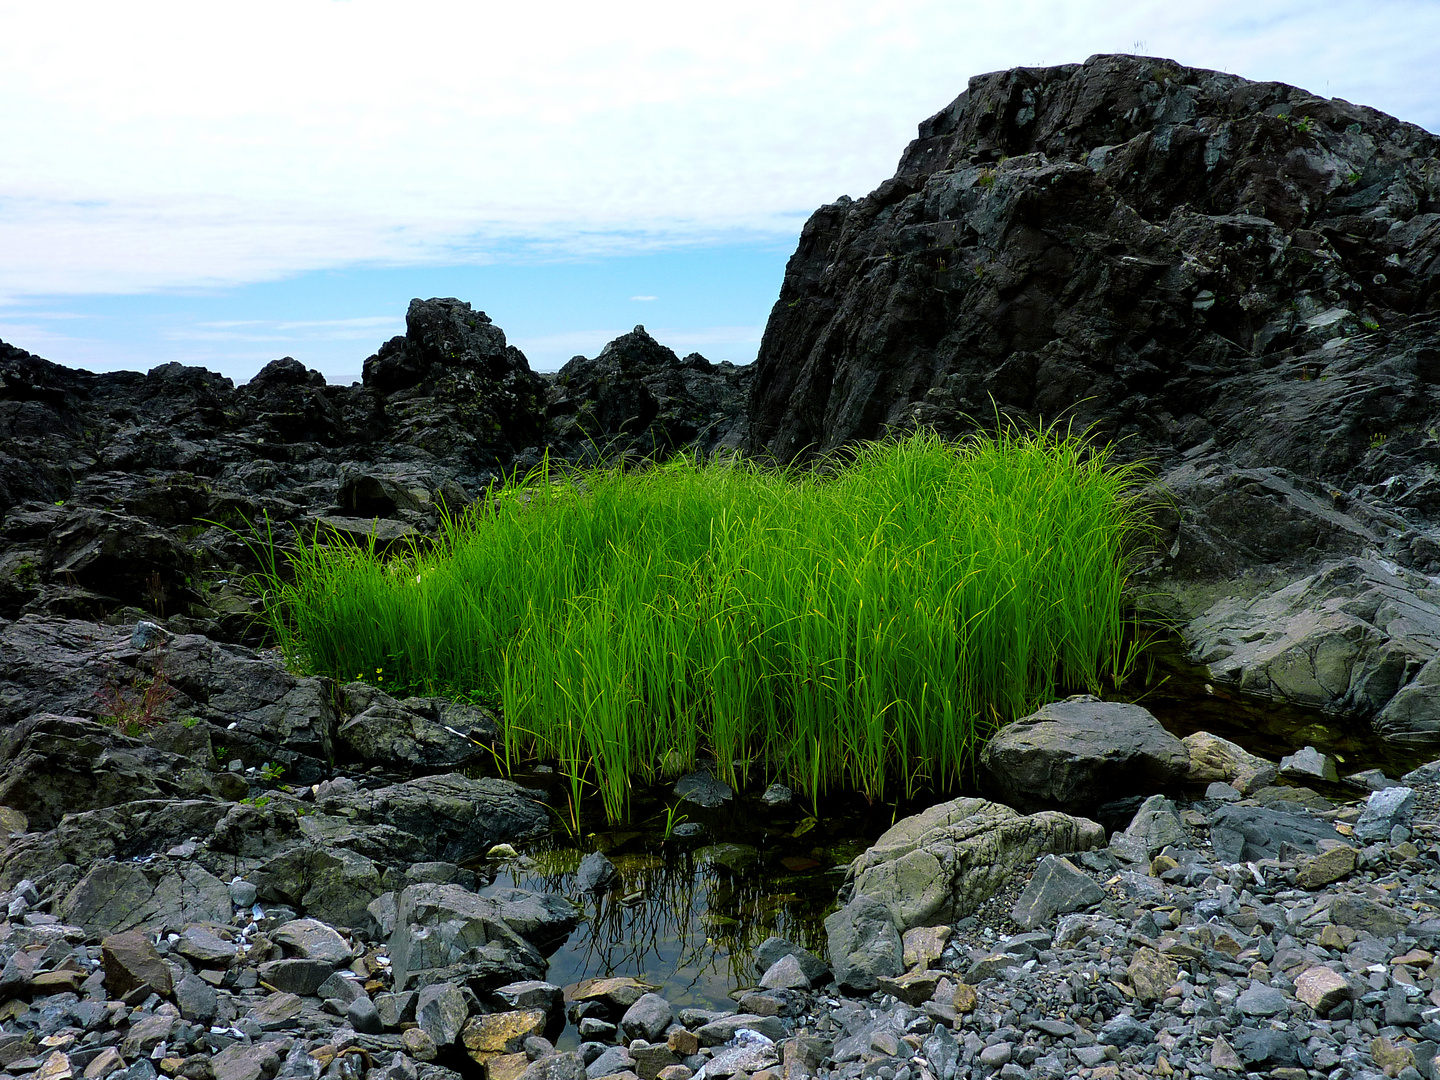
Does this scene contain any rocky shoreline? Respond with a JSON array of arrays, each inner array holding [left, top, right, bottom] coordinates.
[[3, 48, 1440, 1080]]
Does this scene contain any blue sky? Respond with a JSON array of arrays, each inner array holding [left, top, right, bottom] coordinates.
[[2, 0, 1437, 383]]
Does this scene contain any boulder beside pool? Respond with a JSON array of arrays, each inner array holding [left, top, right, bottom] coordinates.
[[979, 696, 1191, 814]]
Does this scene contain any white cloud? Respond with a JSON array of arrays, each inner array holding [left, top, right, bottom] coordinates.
[[631, 296, 659, 302], [1, 0, 1436, 300]]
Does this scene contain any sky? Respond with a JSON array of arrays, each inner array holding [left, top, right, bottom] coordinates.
[[1, 1, 1437, 384]]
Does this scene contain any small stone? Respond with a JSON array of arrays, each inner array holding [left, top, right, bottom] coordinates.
[[175, 927, 237, 967], [102, 930, 174, 1000], [269, 919, 351, 964], [227, 880, 258, 908], [1371, 1037, 1415, 1074], [759, 954, 809, 991], [247, 992, 303, 1030], [174, 973, 218, 1025], [401, 1029, 437, 1063], [416, 982, 469, 1047], [1010, 855, 1104, 930], [1355, 786, 1417, 843], [487, 1055, 529, 1080], [666, 1031, 699, 1057], [656, 1069, 692, 1080], [1294, 966, 1351, 1014], [257, 958, 335, 996], [952, 983, 978, 1013], [901, 925, 950, 971], [760, 785, 792, 808], [1279, 745, 1338, 783], [1210, 1035, 1242, 1072], [620, 994, 674, 1043], [977, 1043, 1010, 1068], [574, 853, 620, 893], [210, 1044, 281, 1080], [673, 771, 732, 808], [1126, 948, 1178, 1004], [1204, 781, 1240, 802], [37, 1052, 74, 1080], [1235, 983, 1288, 1017], [461, 1010, 548, 1064], [1149, 854, 1178, 877], [347, 997, 383, 1034], [1297, 845, 1358, 888], [876, 969, 941, 1006], [83, 1049, 126, 1080]]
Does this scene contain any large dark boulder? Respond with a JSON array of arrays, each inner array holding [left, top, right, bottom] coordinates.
[[979, 697, 1191, 813]]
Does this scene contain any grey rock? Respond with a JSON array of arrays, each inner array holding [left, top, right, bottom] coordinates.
[[519, 1053, 587, 1080], [415, 982, 469, 1048], [759, 954, 810, 990], [375, 991, 418, 1028], [1279, 745, 1339, 782], [1117, 795, 1189, 859], [491, 981, 564, 1018], [979, 698, 1190, 814], [337, 684, 498, 773], [270, 919, 352, 964], [693, 1014, 785, 1046], [1205, 781, 1241, 802], [1236, 984, 1289, 1017], [1097, 1015, 1153, 1048], [1010, 855, 1104, 930], [824, 894, 903, 993], [760, 784, 793, 808], [754, 936, 829, 985], [227, 879, 258, 907], [1233, 1028, 1300, 1069], [316, 970, 367, 1005], [348, 996, 384, 1035], [1344, 768, 1402, 791], [1208, 803, 1337, 862], [1355, 785, 1417, 842], [174, 972, 218, 1024], [388, 882, 542, 992], [842, 796, 1106, 930], [488, 888, 580, 954], [257, 957, 335, 996], [584, 1046, 634, 1080], [673, 771, 733, 808], [620, 993, 674, 1043], [574, 852, 619, 893]]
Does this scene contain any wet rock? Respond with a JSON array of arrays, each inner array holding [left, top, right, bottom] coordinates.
[[693, 1014, 785, 1047], [58, 858, 231, 936], [1009, 854, 1104, 929], [174, 972, 218, 1024], [1112, 794, 1188, 861], [1182, 731, 1273, 783], [348, 996, 384, 1034], [760, 784, 792, 808], [1207, 802, 1338, 862], [574, 853, 619, 893], [824, 894, 902, 993], [842, 795, 1105, 930], [979, 698, 1190, 814], [488, 891, 579, 956], [673, 771, 732, 809]]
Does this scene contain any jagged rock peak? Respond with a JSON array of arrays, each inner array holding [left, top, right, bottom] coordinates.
[[744, 53, 1440, 462]]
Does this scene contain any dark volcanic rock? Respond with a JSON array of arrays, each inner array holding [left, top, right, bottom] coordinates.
[[545, 326, 753, 460], [746, 53, 1439, 463], [746, 53, 1440, 735]]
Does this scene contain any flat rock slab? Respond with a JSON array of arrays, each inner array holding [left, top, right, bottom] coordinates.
[[979, 698, 1190, 814]]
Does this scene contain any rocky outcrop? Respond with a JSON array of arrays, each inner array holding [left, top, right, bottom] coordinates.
[[0, 300, 750, 637], [546, 327, 753, 461], [745, 53, 1440, 741]]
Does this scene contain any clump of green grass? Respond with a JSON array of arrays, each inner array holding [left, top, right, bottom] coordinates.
[[258, 428, 1150, 822]]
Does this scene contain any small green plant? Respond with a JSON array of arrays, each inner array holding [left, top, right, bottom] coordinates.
[[1370, 431, 1389, 449], [1295, 116, 1316, 135], [215, 747, 229, 763], [661, 802, 689, 841], [976, 169, 997, 189], [1361, 317, 1380, 331], [180, 715, 201, 729], [1346, 171, 1362, 185], [257, 761, 285, 784]]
